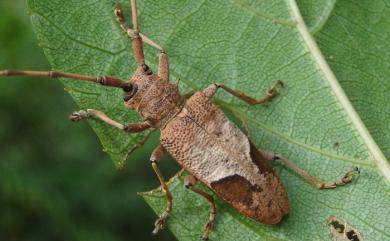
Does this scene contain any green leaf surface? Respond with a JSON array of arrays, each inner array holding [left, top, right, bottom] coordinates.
[[27, 0, 390, 240], [298, 0, 390, 160]]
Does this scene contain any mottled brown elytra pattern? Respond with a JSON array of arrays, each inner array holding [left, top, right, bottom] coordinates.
[[160, 90, 289, 224], [0, 0, 359, 240]]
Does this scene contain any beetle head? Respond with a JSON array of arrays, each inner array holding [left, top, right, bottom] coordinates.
[[121, 63, 183, 127], [122, 64, 155, 109]]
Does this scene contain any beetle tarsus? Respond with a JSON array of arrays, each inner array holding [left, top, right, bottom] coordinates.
[[319, 166, 360, 189], [69, 110, 89, 121], [0, 70, 9, 76], [152, 211, 169, 235], [267, 80, 283, 97], [201, 213, 215, 240], [205, 80, 284, 105], [274, 154, 360, 190]]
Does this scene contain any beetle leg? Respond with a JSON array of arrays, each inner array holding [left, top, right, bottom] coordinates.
[[260, 150, 360, 189], [184, 175, 216, 241], [69, 109, 150, 132], [203, 80, 283, 105], [277, 155, 359, 189], [150, 145, 173, 235]]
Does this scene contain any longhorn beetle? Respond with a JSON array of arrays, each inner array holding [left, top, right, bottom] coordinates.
[[0, 1, 359, 240]]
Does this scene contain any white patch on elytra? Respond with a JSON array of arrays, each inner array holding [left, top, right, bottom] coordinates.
[[161, 91, 268, 187]]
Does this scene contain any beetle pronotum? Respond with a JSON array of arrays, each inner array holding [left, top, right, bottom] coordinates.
[[0, 1, 359, 240]]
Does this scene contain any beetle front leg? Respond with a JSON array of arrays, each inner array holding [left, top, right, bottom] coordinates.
[[184, 175, 216, 241], [203, 80, 283, 105], [260, 150, 360, 189], [69, 109, 150, 132], [149, 145, 173, 235]]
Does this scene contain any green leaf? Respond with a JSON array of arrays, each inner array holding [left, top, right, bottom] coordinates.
[[298, 0, 390, 160], [28, 0, 390, 240]]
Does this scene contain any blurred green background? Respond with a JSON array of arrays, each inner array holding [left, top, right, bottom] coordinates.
[[0, 1, 177, 240]]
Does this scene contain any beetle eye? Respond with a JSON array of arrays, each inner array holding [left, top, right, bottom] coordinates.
[[123, 84, 138, 102], [142, 64, 153, 75], [122, 83, 133, 92]]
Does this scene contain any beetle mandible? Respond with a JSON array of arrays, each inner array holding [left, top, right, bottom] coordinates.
[[0, 1, 359, 240]]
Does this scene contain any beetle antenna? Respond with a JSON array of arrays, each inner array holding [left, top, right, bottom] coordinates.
[[0, 69, 126, 88], [131, 0, 139, 33]]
